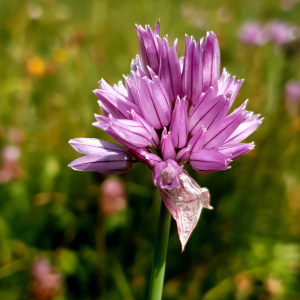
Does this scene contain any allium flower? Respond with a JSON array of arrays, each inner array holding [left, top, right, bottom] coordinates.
[[239, 22, 268, 45], [69, 21, 262, 251]]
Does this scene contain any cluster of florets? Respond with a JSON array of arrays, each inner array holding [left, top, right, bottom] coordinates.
[[69, 21, 262, 250]]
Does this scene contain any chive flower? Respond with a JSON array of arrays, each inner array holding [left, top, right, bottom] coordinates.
[[69, 21, 262, 251]]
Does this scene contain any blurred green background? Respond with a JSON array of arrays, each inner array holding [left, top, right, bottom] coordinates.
[[1, 0, 300, 299]]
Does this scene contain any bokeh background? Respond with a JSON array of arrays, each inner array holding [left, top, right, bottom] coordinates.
[[1, 0, 300, 299]]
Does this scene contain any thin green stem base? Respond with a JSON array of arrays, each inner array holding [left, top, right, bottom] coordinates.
[[148, 200, 171, 300]]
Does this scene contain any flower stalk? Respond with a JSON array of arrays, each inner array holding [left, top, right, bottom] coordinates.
[[148, 201, 171, 300]]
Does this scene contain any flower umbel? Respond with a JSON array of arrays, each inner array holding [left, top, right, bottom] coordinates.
[[69, 21, 262, 251]]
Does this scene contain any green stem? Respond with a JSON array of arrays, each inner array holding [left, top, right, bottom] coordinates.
[[148, 200, 171, 300]]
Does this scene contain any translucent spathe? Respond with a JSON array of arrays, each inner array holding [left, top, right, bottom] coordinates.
[[156, 170, 212, 251]]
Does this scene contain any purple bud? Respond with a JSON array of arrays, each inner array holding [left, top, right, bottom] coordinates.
[[190, 149, 232, 173], [152, 159, 182, 189], [158, 37, 181, 102], [129, 148, 162, 170], [68, 139, 132, 174], [160, 128, 176, 161], [170, 96, 188, 148], [202, 32, 221, 92], [181, 36, 203, 102], [93, 115, 152, 149]]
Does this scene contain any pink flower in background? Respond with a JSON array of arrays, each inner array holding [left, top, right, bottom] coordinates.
[[267, 20, 293, 44], [31, 258, 62, 300], [285, 81, 300, 117], [239, 20, 297, 46], [0, 146, 24, 183], [286, 81, 300, 101], [239, 22, 268, 45], [101, 178, 127, 215], [69, 21, 262, 250]]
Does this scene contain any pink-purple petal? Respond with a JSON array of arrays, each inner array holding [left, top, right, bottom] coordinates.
[[158, 37, 181, 102], [190, 149, 232, 173], [69, 138, 128, 155], [161, 128, 176, 161], [93, 115, 152, 149], [218, 142, 255, 159], [202, 32, 221, 92], [170, 96, 188, 148], [204, 101, 250, 149]]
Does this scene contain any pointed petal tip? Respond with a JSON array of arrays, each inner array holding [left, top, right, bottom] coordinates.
[[68, 161, 80, 170]]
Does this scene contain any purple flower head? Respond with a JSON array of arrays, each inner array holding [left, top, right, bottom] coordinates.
[[239, 22, 268, 45], [68, 22, 262, 250]]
